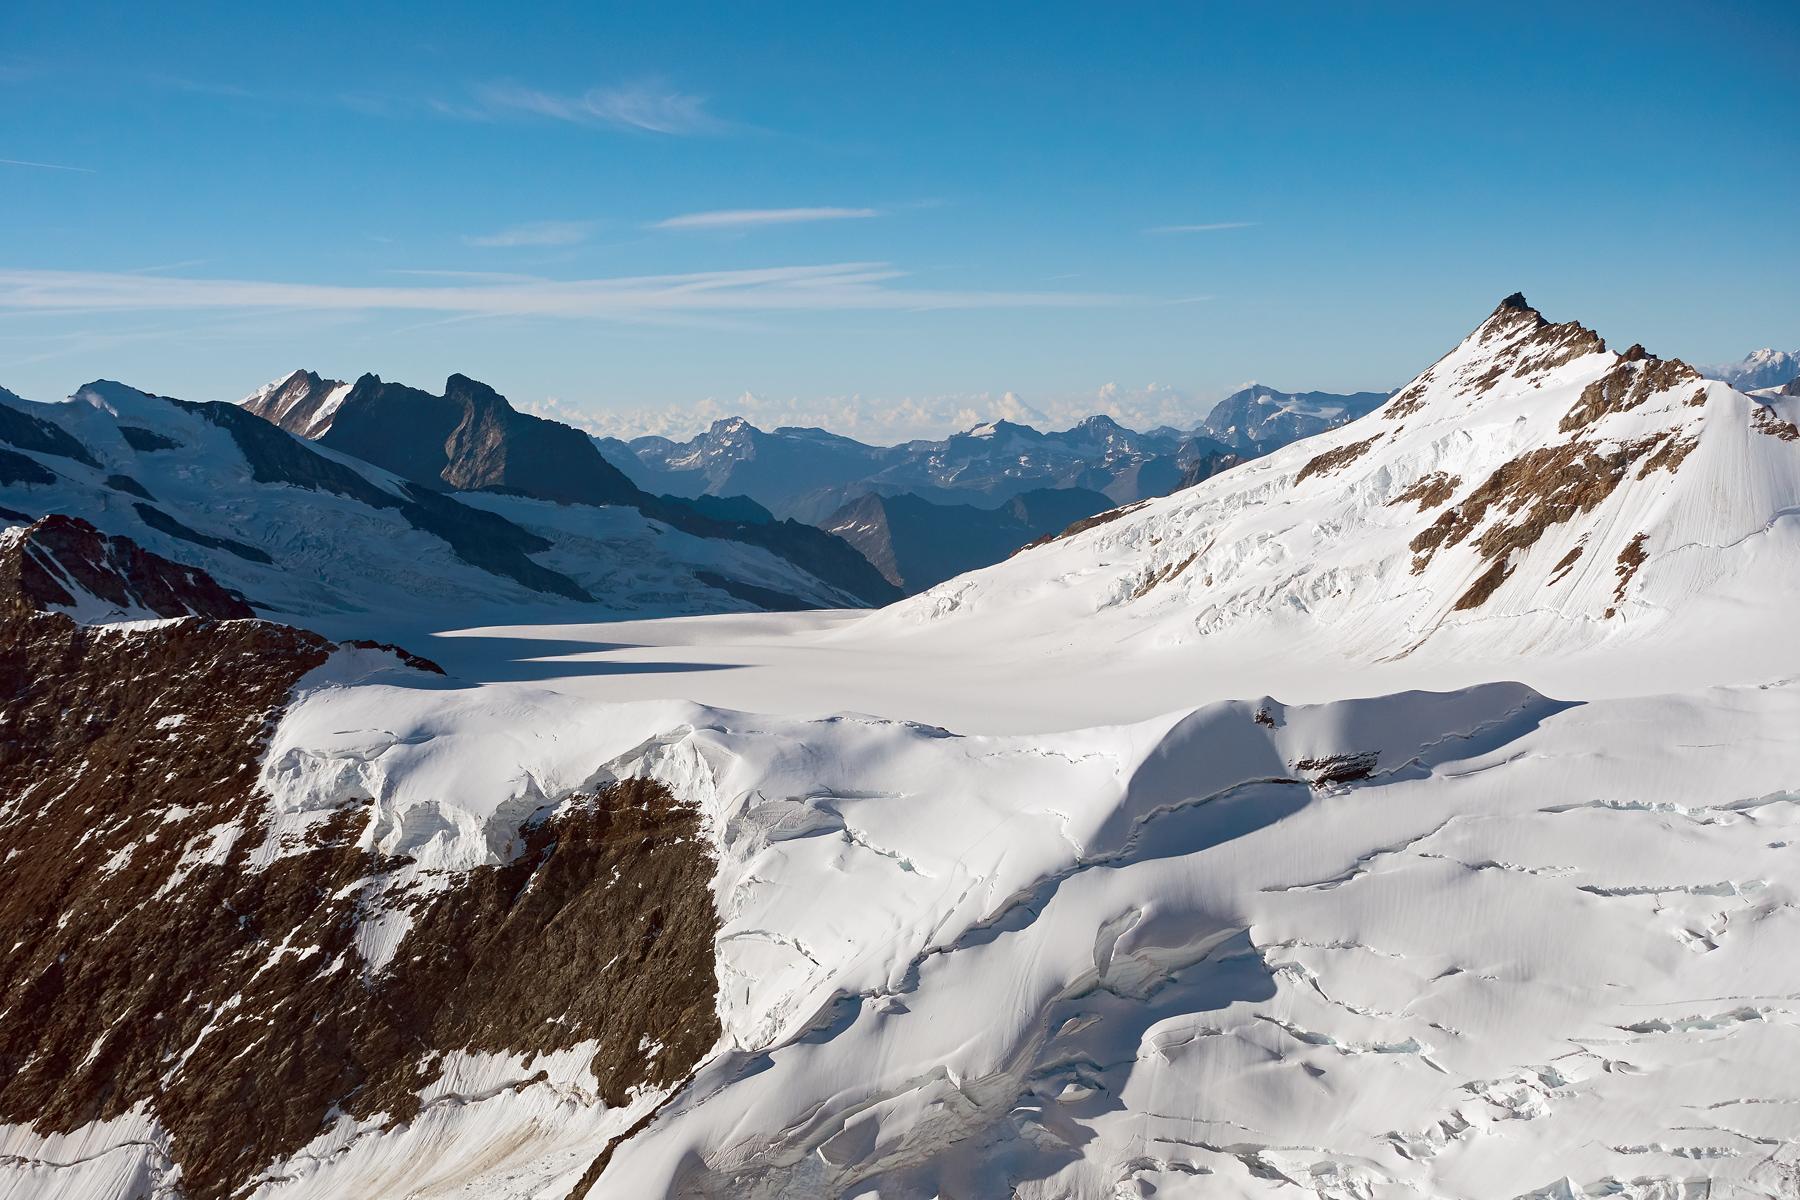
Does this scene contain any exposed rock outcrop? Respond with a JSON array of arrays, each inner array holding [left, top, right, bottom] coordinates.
[[0, 513, 254, 619], [0, 604, 720, 1199]]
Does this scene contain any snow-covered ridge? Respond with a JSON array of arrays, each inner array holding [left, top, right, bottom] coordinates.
[[868, 295, 1800, 675], [0, 378, 873, 621]]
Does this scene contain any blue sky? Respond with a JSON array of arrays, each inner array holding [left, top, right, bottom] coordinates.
[[2, 1, 1796, 440]]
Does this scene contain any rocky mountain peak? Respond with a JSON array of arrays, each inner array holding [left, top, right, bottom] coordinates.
[[886, 295, 1788, 663]]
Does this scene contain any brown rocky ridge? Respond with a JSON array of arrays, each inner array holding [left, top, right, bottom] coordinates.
[[1295, 433, 1384, 485], [1752, 404, 1800, 442], [1384, 293, 1607, 422], [1400, 318, 1714, 613], [1, 513, 253, 619], [1388, 471, 1462, 512], [0, 533, 720, 1199]]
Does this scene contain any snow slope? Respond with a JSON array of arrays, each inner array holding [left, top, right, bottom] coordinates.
[[862, 295, 1800, 680], [20, 659, 1792, 1197]]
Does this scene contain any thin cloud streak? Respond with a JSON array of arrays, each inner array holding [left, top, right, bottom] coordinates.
[[1145, 222, 1256, 234], [0, 265, 1121, 320], [464, 220, 595, 247], [1, 157, 96, 173], [386, 269, 549, 283], [469, 82, 724, 135], [653, 207, 880, 231]]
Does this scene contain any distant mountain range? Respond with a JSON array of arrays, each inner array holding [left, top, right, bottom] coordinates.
[[584, 385, 1389, 591], [597, 384, 1391, 525], [1702, 347, 1800, 391], [1, 367, 1402, 620], [1190, 383, 1391, 455]]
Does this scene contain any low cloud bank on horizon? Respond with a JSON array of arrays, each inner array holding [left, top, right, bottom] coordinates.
[[522, 380, 1230, 446]]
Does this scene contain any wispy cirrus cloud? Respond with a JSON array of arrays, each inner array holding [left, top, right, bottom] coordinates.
[[1, 157, 95, 173], [462, 81, 725, 135], [144, 74, 258, 99], [463, 220, 595, 248], [0, 264, 1118, 321], [1145, 221, 1257, 234], [652, 207, 880, 231]]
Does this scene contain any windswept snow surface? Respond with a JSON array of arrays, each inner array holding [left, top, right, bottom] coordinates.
[[37, 663, 1795, 1197], [11, 300, 1800, 1197]]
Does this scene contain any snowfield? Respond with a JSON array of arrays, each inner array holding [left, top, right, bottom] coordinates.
[[32, 657, 1795, 1198], [6, 297, 1800, 1198]]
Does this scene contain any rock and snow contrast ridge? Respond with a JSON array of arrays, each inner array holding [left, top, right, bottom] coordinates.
[[0, 379, 886, 622], [867, 293, 1800, 687], [3, 296, 1800, 1199]]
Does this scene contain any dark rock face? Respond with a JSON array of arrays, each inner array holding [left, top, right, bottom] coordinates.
[[119, 424, 183, 452], [186, 398, 593, 600], [132, 500, 276, 564], [0, 608, 721, 1200], [104, 472, 155, 500], [0, 388, 99, 467], [824, 487, 1113, 593], [257, 372, 643, 509], [244, 374, 899, 605], [1, 513, 254, 619], [0, 448, 55, 486]]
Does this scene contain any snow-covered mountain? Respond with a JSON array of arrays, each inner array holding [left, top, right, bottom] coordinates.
[[7, 295, 1800, 1199], [868, 293, 1800, 677], [600, 417, 885, 516], [1194, 382, 1392, 455], [0, 379, 887, 621], [243, 370, 897, 605], [246, 369, 645, 508], [1703, 347, 1800, 391]]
